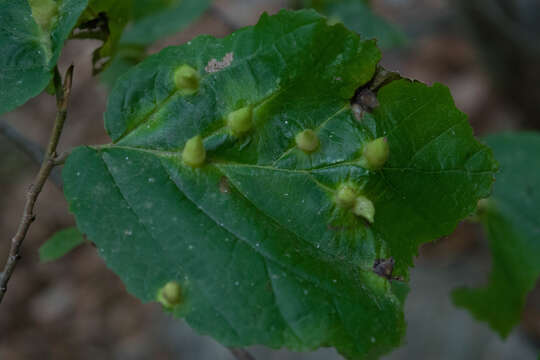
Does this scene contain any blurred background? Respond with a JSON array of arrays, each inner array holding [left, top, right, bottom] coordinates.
[[1, 0, 539, 359]]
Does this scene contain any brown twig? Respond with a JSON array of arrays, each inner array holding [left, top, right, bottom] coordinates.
[[0, 65, 74, 304], [229, 348, 256, 360]]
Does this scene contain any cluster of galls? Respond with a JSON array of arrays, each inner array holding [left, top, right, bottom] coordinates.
[[174, 64, 390, 224], [175, 64, 256, 167], [341, 137, 390, 223]]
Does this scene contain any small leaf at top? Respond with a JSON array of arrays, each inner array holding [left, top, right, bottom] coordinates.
[[0, 0, 88, 115], [121, 0, 212, 46], [62, 10, 496, 359], [39, 227, 86, 263], [96, 0, 211, 84], [75, 0, 133, 74], [301, 0, 406, 50], [453, 132, 540, 338]]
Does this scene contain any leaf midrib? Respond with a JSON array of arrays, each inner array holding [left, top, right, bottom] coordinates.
[[97, 146, 395, 351], [112, 19, 325, 143]]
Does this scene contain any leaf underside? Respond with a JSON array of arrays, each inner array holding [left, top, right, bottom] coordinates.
[[453, 132, 540, 338], [0, 0, 88, 114], [63, 10, 496, 359]]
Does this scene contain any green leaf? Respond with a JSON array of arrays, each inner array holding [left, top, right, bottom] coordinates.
[[62, 10, 496, 359], [121, 0, 212, 46], [453, 132, 540, 338], [0, 0, 88, 114], [77, 0, 133, 74], [39, 227, 86, 263], [93, 0, 211, 84], [300, 0, 406, 50], [99, 45, 146, 87]]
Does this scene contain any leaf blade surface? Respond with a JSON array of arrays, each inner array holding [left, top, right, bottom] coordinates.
[[453, 132, 540, 337], [63, 10, 496, 359], [0, 0, 88, 114]]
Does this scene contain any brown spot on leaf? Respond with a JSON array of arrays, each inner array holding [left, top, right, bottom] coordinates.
[[356, 88, 379, 111], [373, 257, 395, 280], [351, 66, 401, 120], [219, 176, 230, 193]]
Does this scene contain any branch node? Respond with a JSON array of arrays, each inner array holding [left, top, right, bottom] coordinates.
[[0, 65, 75, 304]]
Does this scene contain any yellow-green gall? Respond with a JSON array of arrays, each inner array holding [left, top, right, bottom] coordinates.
[[182, 135, 206, 167], [227, 106, 253, 136], [295, 129, 320, 153], [476, 198, 494, 216], [361, 137, 389, 170], [29, 0, 58, 31], [157, 281, 182, 308], [353, 195, 375, 223], [477, 198, 491, 211], [174, 65, 200, 95], [327, 15, 343, 26], [335, 184, 357, 208]]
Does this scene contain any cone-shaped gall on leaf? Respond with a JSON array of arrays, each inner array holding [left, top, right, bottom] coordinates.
[[182, 135, 206, 167], [227, 106, 253, 136], [361, 137, 389, 170], [475, 198, 494, 219], [157, 281, 182, 308], [477, 198, 492, 212], [335, 184, 357, 209], [29, 0, 58, 31], [295, 129, 320, 153], [353, 195, 375, 223], [327, 15, 343, 26], [174, 65, 200, 95]]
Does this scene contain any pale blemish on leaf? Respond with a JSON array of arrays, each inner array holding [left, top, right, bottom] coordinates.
[[205, 52, 234, 73]]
